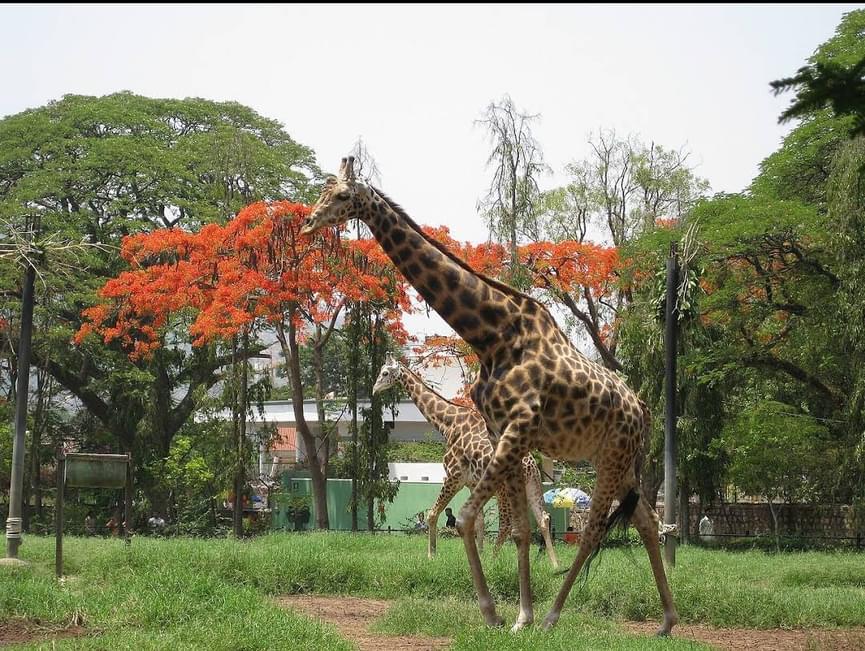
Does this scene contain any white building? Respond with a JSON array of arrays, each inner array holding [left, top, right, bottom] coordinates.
[[246, 352, 471, 479]]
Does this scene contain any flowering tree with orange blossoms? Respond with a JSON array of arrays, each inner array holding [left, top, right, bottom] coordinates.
[[79, 200, 411, 530], [518, 240, 622, 370], [398, 226, 624, 400]]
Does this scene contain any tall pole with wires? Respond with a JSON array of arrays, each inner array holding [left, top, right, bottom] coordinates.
[[663, 241, 679, 567]]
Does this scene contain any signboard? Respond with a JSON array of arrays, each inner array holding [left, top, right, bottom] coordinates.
[[64, 453, 129, 489]]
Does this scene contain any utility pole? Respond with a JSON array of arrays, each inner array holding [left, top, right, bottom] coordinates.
[[663, 242, 679, 567], [3, 260, 36, 564]]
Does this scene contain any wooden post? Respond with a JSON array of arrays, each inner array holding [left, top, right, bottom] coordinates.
[[123, 458, 131, 546], [664, 242, 679, 567], [55, 452, 65, 579]]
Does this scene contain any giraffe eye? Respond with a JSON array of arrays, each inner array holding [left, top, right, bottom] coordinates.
[[335, 191, 350, 201]]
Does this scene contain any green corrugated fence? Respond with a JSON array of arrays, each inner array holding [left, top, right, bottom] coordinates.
[[274, 475, 567, 536]]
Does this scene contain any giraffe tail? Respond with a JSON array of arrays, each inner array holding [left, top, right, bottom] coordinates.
[[554, 488, 641, 577]]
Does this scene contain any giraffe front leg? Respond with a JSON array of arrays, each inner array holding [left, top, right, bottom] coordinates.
[[427, 475, 462, 560], [505, 470, 534, 632], [456, 425, 531, 630]]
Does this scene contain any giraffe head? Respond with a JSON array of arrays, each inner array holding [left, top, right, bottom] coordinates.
[[300, 156, 370, 235], [372, 354, 401, 395]]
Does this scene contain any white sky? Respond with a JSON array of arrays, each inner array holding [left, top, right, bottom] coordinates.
[[2, 3, 860, 339]]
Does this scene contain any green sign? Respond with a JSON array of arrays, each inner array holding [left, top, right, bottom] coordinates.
[[64, 453, 128, 489]]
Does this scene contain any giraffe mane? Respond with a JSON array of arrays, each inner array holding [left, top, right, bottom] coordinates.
[[400, 363, 477, 414], [369, 186, 553, 316]]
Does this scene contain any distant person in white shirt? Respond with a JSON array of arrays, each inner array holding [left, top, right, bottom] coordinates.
[[699, 512, 715, 545]]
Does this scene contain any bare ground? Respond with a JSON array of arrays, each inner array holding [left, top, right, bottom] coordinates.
[[277, 595, 451, 651], [278, 594, 865, 651], [623, 621, 865, 651], [622, 622, 865, 651], [0, 619, 88, 648]]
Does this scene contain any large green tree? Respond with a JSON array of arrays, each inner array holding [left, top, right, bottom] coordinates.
[[618, 10, 865, 513], [0, 92, 319, 522]]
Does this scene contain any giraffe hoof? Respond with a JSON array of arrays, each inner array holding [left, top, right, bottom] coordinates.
[[511, 619, 532, 633], [482, 612, 505, 628], [540, 612, 559, 631], [656, 613, 677, 636]]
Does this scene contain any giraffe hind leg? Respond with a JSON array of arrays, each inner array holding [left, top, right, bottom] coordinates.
[[631, 495, 678, 635], [541, 472, 627, 630]]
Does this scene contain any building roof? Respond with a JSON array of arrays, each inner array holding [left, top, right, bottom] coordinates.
[[243, 399, 433, 425]]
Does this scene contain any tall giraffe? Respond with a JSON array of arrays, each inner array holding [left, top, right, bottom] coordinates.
[[372, 355, 559, 568], [300, 157, 677, 635]]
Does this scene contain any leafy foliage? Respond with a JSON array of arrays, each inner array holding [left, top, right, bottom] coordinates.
[[771, 10, 865, 138]]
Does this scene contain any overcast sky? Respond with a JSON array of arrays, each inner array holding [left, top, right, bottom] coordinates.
[[2, 4, 859, 338]]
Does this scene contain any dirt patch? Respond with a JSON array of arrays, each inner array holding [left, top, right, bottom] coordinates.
[[278, 595, 865, 651], [0, 619, 88, 647], [277, 595, 451, 651], [622, 621, 865, 651]]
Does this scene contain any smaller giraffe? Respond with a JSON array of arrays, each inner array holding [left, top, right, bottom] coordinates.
[[373, 355, 558, 569]]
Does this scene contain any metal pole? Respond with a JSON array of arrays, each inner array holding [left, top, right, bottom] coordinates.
[[55, 452, 65, 578], [6, 262, 36, 560], [664, 242, 679, 567]]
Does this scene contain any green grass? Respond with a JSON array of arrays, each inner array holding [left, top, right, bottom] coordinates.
[[372, 598, 709, 650], [2, 533, 865, 649]]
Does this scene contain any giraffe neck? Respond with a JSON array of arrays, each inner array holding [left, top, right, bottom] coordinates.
[[397, 365, 463, 445], [361, 189, 520, 353]]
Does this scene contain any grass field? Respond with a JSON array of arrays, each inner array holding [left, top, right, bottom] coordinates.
[[2, 532, 865, 649]]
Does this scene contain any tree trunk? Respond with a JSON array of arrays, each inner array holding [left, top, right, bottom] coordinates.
[[768, 499, 780, 552], [347, 308, 360, 532], [276, 315, 330, 530], [679, 476, 689, 544], [122, 432, 134, 536], [237, 332, 251, 536], [25, 366, 51, 529], [312, 330, 333, 485], [27, 426, 40, 528], [232, 337, 243, 538]]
